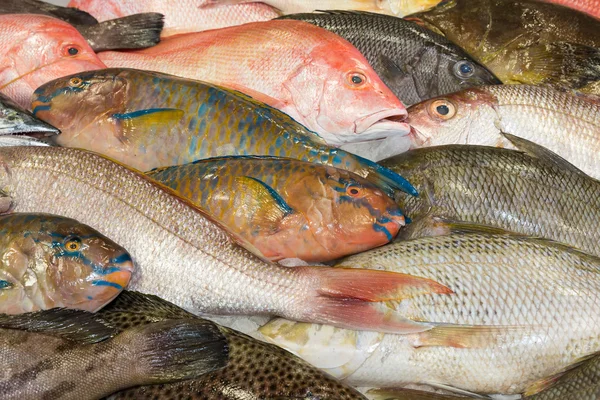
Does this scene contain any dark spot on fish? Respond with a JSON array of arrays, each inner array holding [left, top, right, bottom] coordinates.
[[42, 381, 77, 400], [85, 363, 94, 373]]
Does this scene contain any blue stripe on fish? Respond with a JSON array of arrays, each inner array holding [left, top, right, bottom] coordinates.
[[112, 108, 180, 120], [92, 280, 123, 290], [32, 105, 51, 116], [111, 253, 132, 264], [372, 223, 393, 241], [0, 280, 12, 289]]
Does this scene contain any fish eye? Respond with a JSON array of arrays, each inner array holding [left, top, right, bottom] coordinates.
[[69, 77, 83, 87], [62, 45, 81, 57], [346, 185, 363, 197], [346, 72, 367, 87], [63, 236, 82, 252], [427, 99, 457, 121], [453, 61, 475, 78]]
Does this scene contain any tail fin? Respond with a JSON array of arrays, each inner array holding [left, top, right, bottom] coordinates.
[[78, 13, 164, 52], [118, 319, 228, 382], [339, 149, 418, 197], [295, 266, 452, 333]]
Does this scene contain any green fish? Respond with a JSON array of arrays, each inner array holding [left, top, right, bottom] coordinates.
[[0, 307, 228, 400], [0, 213, 134, 314], [100, 291, 368, 400], [147, 156, 405, 262], [30, 68, 416, 197]]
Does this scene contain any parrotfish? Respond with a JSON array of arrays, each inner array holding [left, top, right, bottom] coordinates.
[[0, 145, 448, 333], [0, 213, 134, 314], [96, 20, 410, 149], [147, 156, 405, 262], [31, 68, 417, 197]]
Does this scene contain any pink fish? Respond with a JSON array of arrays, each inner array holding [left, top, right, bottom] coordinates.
[[68, 0, 281, 37], [98, 20, 409, 148], [540, 0, 600, 19], [0, 14, 106, 109]]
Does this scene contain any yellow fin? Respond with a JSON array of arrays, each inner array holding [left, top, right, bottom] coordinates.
[[414, 324, 534, 349], [112, 108, 184, 144]]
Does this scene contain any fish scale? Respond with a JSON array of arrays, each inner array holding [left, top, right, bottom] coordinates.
[[260, 233, 600, 394], [32, 69, 416, 197], [382, 145, 600, 258], [0, 145, 443, 334]]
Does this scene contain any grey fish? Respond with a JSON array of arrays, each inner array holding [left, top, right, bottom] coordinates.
[[0, 0, 163, 52], [380, 135, 600, 258], [98, 291, 367, 400], [0, 92, 57, 136], [0, 308, 228, 400], [279, 11, 501, 106]]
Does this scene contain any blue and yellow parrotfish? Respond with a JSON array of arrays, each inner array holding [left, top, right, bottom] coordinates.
[[147, 156, 405, 262]]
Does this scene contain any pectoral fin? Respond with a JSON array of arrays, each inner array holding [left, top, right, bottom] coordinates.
[[112, 108, 184, 144], [234, 176, 294, 234], [500, 132, 586, 175], [413, 324, 533, 349]]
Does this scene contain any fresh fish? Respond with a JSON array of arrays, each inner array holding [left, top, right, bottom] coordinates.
[[258, 227, 600, 395], [0, 308, 228, 400], [280, 11, 501, 107], [540, 0, 600, 19], [0, 92, 58, 136], [97, 291, 369, 399], [97, 21, 411, 148], [203, 0, 443, 16], [0, 136, 52, 147], [0, 14, 106, 109], [31, 68, 417, 197], [525, 352, 600, 399], [407, 0, 600, 94], [0, 145, 451, 333], [68, 0, 281, 37], [0, 213, 134, 314], [380, 137, 600, 258], [0, 0, 164, 52], [367, 388, 465, 399], [405, 85, 600, 179], [146, 156, 405, 262]]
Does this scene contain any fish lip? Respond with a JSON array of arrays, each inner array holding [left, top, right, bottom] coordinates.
[[0, 121, 59, 136], [30, 101, 51, 117], [354, 108, 410, 138], [407, 124, 428, 148]]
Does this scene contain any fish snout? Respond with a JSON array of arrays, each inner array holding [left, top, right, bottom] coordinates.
[[354, 109, 410, 139], [91, 254, 134, 294], [374, 209, 406, 241], [30, 99, 52, 118]]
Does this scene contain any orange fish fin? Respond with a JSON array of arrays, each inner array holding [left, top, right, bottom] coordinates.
[[234, 176, 294, 234], [414, 324, 534, 349], [524, 352, 599, 396], [296, 266, 452, 333], [367, 387, 483, 399], [112, 108, 184, 145]]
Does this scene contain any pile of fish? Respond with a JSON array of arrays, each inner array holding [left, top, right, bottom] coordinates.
[[0, 0, 600, 398]]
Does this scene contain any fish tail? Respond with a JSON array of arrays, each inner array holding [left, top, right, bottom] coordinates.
[[79, 13, 164, 52], [294, 266, 452, 334], [344, 151, 418, 197], [117, 319, 228, 383]]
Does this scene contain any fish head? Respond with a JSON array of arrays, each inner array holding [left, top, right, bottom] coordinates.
[[436, 53, 502, 93], [0, 15, 106, 109], [283, 33, 409, 146], [0, 92, 59, 136], [406, 88, 500, 147], [31, 215, 134, 312], [31, 69, 128, 136], [288, 167, 405, 256]]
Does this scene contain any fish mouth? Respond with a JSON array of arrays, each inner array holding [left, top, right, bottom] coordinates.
[[91, 257, 135, 294], [407, 124, 430, 148], [30, 100, 51, 117], [373, 211, 406, 241], [0, 118, 59, 136], [354, 109, 410, 140]]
